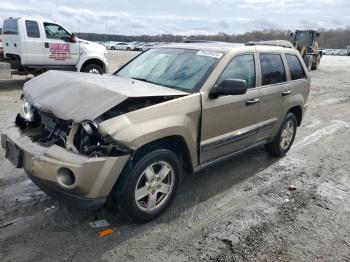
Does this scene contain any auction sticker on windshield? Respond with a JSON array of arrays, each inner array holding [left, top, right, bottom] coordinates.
[[196, 50, 223, 59]]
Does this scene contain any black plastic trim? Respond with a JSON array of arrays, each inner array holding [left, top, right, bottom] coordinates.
[[201, 127, 258, 152], [28, 175, 106, 210], [195, 139, 268, 173]]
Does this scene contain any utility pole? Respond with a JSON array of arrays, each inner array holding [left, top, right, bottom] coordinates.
[[104, 14, 109, 42]]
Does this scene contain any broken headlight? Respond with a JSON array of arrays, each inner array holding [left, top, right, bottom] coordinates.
[[21, 101, 34, 122], [74, 120, 131, 157]]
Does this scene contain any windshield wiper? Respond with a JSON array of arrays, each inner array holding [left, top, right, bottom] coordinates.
[[131, 77, 152, 83]]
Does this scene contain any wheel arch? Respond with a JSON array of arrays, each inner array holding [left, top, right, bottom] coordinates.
[[288, 105, 303, 126], [132, 135, 194, 174], [80, 58, 106, 73]]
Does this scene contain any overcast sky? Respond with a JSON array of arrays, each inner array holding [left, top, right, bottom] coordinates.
[[1, 0, 349, 35]]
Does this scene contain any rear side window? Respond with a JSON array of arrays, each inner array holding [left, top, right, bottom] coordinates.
[[25, 20, 40, 38], [260, 54, 286, 86], [286, 54, 306, 80], [218, 54, 256, 88], [3, 19, 18, 35]]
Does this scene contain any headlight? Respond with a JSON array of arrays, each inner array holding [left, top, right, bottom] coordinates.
[[21, 101, 34, 122]]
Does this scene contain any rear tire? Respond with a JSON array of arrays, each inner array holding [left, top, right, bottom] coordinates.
[[265, 112, 297, 157], [82, 64, 103, 74], [111, 149, 182, 222]]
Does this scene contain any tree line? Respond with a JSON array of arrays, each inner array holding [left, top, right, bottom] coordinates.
[[1, 27, 349, 48], [77, 28, 350, 49]]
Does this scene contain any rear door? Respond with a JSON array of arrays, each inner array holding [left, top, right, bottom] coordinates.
[[42, 22, 80, 66], [23, 20, 44, 65], [200, 53, 261, 163], [256, 53, 288, 140]]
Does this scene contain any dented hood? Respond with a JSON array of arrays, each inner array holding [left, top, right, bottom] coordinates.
[[24, 71, 188, 122]]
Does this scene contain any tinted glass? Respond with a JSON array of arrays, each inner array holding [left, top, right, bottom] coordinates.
[[286, 54, 306, 80], [260, 54, 286, 86], [218, 54, 256, 88], [117, 48, 221, 92], [25, 20, 40, 38], [3, 19, 18, 35], [44, 23, 71, 40]]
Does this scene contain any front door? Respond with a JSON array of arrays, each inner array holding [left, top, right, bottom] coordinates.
[[200, 53, 261, 163], [42, 22, 80, 66]]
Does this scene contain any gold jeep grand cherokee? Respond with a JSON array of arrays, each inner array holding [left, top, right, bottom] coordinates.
[[2, 42, 310, 222]]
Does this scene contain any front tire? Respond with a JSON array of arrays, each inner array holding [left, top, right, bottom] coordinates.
[[111, 149, 182, 222], [265, 112, 297, 157], [304, 55, 313, 71], [82, 64, 103, 74], [311, 54, 321, 70]]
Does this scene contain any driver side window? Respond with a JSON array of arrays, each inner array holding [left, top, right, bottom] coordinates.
[[43, 22, 70, 41], [218, 54, 256, 88]]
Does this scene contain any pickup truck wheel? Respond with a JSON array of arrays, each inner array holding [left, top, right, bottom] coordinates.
[[265, 112, 297, 157], [83, 64, 103, 74], [112, 149, 182, 222]]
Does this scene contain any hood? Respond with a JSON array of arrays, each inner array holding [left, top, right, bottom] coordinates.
[[24, 71, 188, 123], [78, 39, 106, 54]]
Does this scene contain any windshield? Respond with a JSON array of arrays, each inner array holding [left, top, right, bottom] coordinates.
[[116, 48, 222, 92], [295, 31, 313, 47]]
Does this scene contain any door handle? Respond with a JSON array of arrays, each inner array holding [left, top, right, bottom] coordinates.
[[246, 98, 260, 106], [282, 90, 292, 96], [44, 42, 49, 48]]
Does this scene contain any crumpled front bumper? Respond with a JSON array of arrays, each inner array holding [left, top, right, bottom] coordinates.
[[1, 119, 130, 209]]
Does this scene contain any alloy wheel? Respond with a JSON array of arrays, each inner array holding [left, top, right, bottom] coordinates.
[[134, 161, 175, 212], [280, 120, 295, 150]]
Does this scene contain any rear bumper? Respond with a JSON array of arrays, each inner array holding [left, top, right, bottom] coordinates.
[[1, 118, 130, 206]]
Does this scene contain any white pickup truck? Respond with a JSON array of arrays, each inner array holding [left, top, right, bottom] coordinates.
[[2, 17, 108, 75]]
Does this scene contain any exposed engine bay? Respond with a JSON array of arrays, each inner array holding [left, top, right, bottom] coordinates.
[[16, 96, 181, 157]]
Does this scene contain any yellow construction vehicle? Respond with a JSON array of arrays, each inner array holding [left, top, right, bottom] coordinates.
[[291, 30, 322, 71]]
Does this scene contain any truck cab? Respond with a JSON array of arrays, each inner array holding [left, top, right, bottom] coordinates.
[[2, 17, 108, 75]]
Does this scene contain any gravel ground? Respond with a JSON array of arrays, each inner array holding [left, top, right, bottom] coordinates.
[[0, 52, 349, 262]]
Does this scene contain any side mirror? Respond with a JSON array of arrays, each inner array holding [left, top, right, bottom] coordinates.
[[290, 32, 295, 38], [209, 79, 247, 99], [315, 32, 320, 37], [70, 34, 78, 43]]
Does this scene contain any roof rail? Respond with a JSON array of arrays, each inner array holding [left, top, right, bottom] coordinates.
[[245, 40, 294, 49]]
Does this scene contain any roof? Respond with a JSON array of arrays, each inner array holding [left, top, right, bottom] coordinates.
[[158, 41, 297, 54], [246, 40, 294, 49], [159, 42, 245, 53], [5, 17, 56, 24]]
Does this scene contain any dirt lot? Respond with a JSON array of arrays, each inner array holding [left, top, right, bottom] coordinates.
[[0, 52, 349, 262]]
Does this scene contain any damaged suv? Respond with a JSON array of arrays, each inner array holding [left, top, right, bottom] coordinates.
[[2, 43, 310, 222]]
